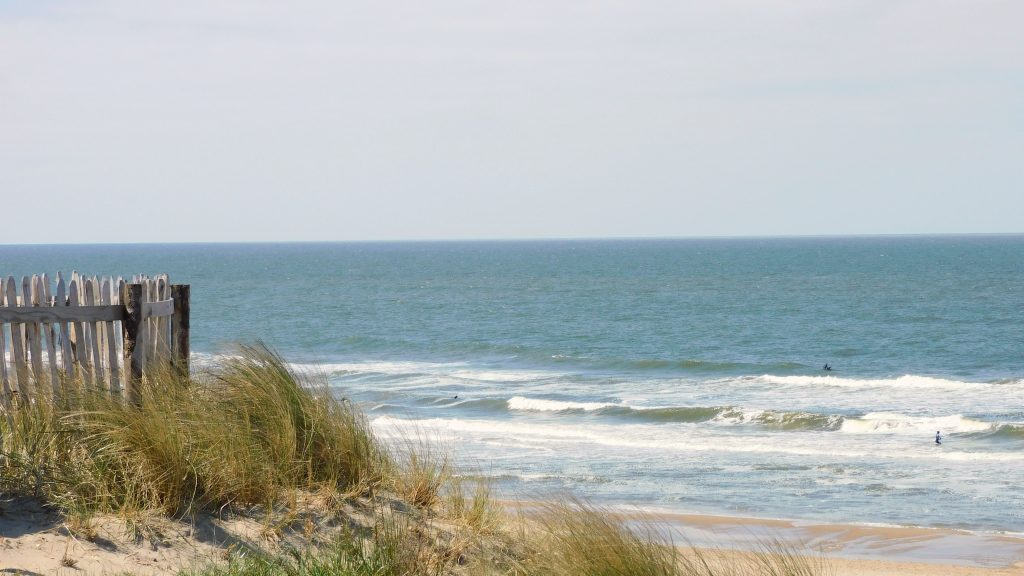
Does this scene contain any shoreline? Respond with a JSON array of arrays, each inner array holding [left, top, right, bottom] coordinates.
[[505, 501, 1024, 571], [660, 512, 1024, 569]]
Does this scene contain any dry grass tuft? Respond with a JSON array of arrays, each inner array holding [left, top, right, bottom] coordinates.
[[392, 439, 451, 510], [524, 497, 680, 576], [444, 476, 499, 534]]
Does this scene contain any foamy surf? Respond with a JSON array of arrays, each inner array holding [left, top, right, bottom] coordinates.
[[840, 412, 993, 434], [755, 374, 998, 390], [506, 398, 843, 429], [368, 415, 1024, 463], [305, 360, 466, 376], [711, 408, 845, 430]]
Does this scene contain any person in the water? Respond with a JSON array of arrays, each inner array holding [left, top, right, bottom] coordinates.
[[935, 431, 942, 445], [823, 363, 832, 371]]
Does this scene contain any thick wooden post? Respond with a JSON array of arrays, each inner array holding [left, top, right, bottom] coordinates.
[[170, 284, 190, 378], [121, 283, 145, 403]]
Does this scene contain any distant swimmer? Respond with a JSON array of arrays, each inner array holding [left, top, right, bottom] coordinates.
[[935, 431, 942, 445], [823, 364, 832, 371], [453, 395, 458, 399]]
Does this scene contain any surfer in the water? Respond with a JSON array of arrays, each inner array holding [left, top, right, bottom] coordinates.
[[823, 363, 832, 371], [935, 431, 942, 445]]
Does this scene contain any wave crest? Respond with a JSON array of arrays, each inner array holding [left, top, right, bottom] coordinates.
[[714, 408, 845, 431], [840, 412, 991, 434], [756, 374, 997, 390], [969, 423, 1024, 440], [504, 398, 843, 430]]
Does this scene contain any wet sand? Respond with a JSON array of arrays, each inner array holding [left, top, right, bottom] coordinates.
[[507, 500, 1024, 573], [651, 510, 1024, 573]]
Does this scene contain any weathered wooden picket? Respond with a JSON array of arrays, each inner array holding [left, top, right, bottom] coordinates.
[[0, 273, 190, 408]]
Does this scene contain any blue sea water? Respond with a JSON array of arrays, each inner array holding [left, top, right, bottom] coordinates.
[[2, 236, 1022, 532]]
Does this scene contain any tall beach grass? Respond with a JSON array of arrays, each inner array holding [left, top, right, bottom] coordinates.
[[0, 343, 389, 517]]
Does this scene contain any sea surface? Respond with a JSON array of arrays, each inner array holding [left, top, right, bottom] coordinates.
[[2, 237, 1022, 533]]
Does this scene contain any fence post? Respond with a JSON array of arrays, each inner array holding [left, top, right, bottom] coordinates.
[[170, 284, 190, 378], [121, 283, 145, 403]]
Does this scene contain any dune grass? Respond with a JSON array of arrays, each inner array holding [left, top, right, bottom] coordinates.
[[443, 475, 499, 534], [0, 343, 389, 518], [393, 439, 451, 510], [522, 498, 681, 576], [0, 344, 830, 576], [514, 498, 832, 576]]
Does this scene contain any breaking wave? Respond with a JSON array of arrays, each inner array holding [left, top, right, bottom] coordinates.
[[755, 374, 999, 391], [504, 397, 843, 430], [839, 412, 992, 434]]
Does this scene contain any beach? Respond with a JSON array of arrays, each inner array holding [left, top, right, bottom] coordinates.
[[494, 501, 1024, 573], [4, 499, 1023, 575], [663, 512, 1024, 571]]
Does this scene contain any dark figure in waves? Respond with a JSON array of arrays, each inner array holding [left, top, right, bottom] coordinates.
[[935, 431, 942, 445], [822, 364, 832, 371]]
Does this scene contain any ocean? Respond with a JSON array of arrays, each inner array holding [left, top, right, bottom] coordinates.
[[2, 236, 1022, 533]]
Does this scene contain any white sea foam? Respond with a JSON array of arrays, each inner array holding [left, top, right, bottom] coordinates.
[[286, 360, 567, 385], [840, 412, 992, 434], [190, 351, 237, 369], [372, 415, 601, 442], [712, 408, 764, 424], [369, 416, 1024, 463], [756, 374, 994, 390], [308, 360, 465, 375], [507, 396, 620, 412]]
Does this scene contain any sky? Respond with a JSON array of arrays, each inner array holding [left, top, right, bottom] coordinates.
[[1, 0, 1022, 243]]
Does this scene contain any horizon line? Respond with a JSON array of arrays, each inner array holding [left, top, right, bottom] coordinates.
[[1, 231, 1023, 248]]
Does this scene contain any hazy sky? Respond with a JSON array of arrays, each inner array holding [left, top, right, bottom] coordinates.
[[1, 1, 1021, 243]]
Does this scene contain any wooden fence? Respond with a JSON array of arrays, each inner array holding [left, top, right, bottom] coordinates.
[[0, 273, 190, 407]]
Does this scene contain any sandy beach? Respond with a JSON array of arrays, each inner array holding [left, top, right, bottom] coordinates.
[[667, 512, 1024, 575], [656, 510, 1024, 569], [504, 500, 1024, 576], [0, 496, 291, 575], [3, 496, 1023, 575]]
